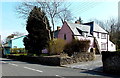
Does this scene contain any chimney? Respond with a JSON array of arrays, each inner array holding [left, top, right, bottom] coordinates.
[[75, 20, 80, 24], [57, 26, 61, 30]]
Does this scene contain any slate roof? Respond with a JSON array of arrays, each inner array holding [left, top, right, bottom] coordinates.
[[94, 22, 107, 33], [83, 21, 108, 33], [66, 21, 91, 36]]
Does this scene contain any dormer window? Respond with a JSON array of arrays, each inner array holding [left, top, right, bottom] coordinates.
[[82, 32, 88, 37]]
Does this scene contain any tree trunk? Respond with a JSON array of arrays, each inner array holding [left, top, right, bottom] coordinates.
[[51, 18, 54, 39]]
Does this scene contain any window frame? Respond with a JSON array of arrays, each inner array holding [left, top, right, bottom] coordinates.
[[64, 34, 66, 40], [101, 43, 106, 50], [101, 33, 106, 39]]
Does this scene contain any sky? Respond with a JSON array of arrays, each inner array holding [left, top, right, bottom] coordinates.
[[0, 0, 120, 40]]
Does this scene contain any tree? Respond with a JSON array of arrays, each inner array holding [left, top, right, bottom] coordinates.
[[75, 17, 83, 24], [111, 22, 120, 49], [13, 32, 25, 37], [16, 1, 73, 31], [3, 32, 25, 43], [57, 9, 73, 24], [23, 6, 51, 56]]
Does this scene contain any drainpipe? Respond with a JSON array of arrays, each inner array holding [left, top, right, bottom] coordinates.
[[107, 34, 108, 51]]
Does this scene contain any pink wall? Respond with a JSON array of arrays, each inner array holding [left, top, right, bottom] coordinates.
[[58, 22, 73, 43]]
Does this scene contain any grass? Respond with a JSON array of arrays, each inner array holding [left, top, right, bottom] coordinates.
[[7, 53, 28, 56]]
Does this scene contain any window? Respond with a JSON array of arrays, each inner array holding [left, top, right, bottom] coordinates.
[[101, 43, 106, 50], [101, 33, 106, 39], [84, 32, 88, 37], [86, 33, 88, 37], [64, 34, 66, 40], [97, 32, 99, 38], [14, 46, 17, 48], [111, 44, 113, 47]]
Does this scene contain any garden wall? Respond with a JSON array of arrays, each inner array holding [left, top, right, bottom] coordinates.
[[60, 52, 95, 65], [102, 51, 120, 74], [7, 55, 60, 66], [7, 52, 95, 66]]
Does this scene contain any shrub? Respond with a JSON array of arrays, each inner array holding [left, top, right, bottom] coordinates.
[[116, 49, 120, 52], [64, 39, 90, 56], [48, 38, 66, 55], [10, 48, 27, 54]]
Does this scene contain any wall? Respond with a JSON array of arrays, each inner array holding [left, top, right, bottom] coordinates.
[[58, 22, 73, 43], [3, 47, 10, 55], [12, 36, 25, 48], [93, 32, 116, 52], [102, 51, 120, 74], [108, 41, 116, 51], [93, 32, 107, 51], [60, 52, 95, 65], [7, 52, 95, 66]]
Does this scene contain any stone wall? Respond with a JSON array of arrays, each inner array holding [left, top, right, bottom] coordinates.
[[102, 51, 120, 74], [7, 55, 60, 66], [7, 52, 95, 66], [60, 52, 95, 65]]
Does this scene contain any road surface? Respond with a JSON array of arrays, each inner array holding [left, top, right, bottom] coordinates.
[[0, 58, 119, 78]]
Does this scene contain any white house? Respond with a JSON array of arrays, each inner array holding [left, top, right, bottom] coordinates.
[[83, 21, 116, 52], [58, 21, 116, 53]]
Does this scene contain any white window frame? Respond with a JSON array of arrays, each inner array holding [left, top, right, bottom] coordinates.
[[101, 33, 106, 39], [101, 43, 106, 50]]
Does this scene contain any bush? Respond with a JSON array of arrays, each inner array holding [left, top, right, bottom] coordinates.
[[116, 49, 120, 52], [48, 38, 66, 55], [64, 39, 90, 56], [10, 48, 27, 54]]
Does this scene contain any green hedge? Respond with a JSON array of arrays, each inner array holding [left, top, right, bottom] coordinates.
[[48, 38, 66, 55], [10, 48, 27, 54]]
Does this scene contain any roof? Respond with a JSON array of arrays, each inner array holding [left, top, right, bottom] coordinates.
[[83, 21, 108, 33], [11, 35, 26, 40], [93, 22, 107, 33], [66, 21, 91, 36]]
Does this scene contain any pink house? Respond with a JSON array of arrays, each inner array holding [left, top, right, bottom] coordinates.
[[58, 21, 116, 53], [58, 21, 94, 52]]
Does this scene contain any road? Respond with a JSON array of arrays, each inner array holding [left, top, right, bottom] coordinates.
[[0, 58, 119, 78]]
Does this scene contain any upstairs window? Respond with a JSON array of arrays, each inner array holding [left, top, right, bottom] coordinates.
[[97, 32, 99, 38], [101, 33, 106, 39]]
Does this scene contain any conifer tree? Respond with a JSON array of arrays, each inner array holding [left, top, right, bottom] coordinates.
[[23, 6, 51, 56]]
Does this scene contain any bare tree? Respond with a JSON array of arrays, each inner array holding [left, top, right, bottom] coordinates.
[[89, 19, 106, 30], [13, 32, 25, 37], [89, 18, 117, 32], [57, 8, 73, 24], [3, 32, 25, 43], [15, 1, 73, 31]]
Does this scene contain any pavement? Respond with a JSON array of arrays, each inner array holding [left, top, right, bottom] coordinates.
[[61, 55, 103, 72]]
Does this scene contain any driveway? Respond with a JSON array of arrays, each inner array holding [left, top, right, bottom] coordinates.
[[62, 55, 103, 72]]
